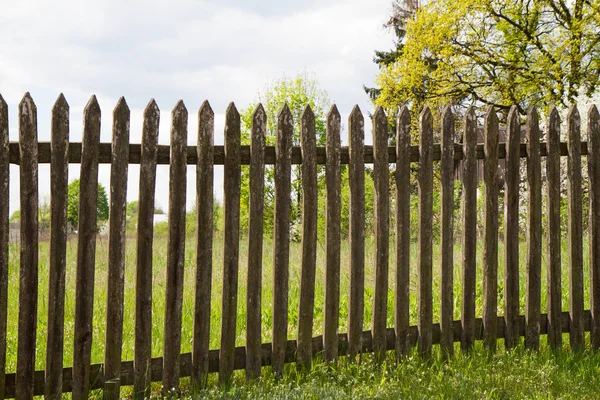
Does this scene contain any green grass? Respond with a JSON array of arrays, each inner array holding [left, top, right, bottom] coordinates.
[[2, 232, 596, 398]]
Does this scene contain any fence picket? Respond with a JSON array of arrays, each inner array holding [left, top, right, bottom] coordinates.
[[348, 106, 365, 360], [482, 107, 499, 351], [395, 106, 411, 358], [219, 103, 242, 385], [546, 106, 562, 350], [162, 101, 188, 394], [45, 94, 69, 399], [193, 101, 215, 388], [462, 107, 477, 352], [133, 100, 160, 399], [272, 105, 293, 376], [504, 106, 520, 349], [525, 107, 542, 350], [0, 95, 7, 400], [72, 96, 101, 400], [104, 98, 131, 399], [245, 104, 265, 379], [323, 105, 341, 362], [589, 105, 600, 349], [567, 106, 584, 350], [418, 106, 433, 357], [372, 106, 389, 360], [440, 106, 454, 357]]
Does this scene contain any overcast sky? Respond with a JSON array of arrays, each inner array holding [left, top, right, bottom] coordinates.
[[0, 0, 395, 214]]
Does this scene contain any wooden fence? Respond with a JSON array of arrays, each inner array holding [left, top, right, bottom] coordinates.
[[0, 92, 599, 399]]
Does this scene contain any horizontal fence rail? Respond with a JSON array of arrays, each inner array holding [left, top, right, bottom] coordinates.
[[0, 93, 599, 399]]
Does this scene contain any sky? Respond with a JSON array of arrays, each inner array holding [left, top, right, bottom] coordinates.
[[0, 0, 396, 215]]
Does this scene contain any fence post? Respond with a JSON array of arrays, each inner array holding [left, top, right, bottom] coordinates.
[[504, 106, 520, 350], [245, 104, 265, 379], [193, 100, 215, 388], [104, 98, 130, 399], [162, 101, 188, 394], [72, 96, 101, 400], [418, 106, 433, 357], [440, 106, 455, 357], [45, 94, 70, 399], [323, 105, 341, 363], [525, 107, 542, 351], [567, 105, 584, 351], [395, 106, 411, 358], [272, 105, 293, 377], [219, 103, 242, 385], [588, 105, 600, 349], [348, 105, 365, 360], [546, 106, 562, 350], [133, 99, 160, 399], [482, 106, 499, 351], [0, 94, 9, 400]]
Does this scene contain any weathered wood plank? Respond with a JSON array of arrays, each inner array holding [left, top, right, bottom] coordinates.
[[192, 101, 215, 388], [162, 101, 188, 394], [72, 95, 101, 400], [588, 105, 600, 349], [133, 100, 160, 399], [546, 106, 562, 350], [567, 105, 584, 351], [323, 105, 341, 362], [45, 94, 70, 400], [482, 107, 499, 351], [504, 106, 520, 350], [525, 107, 542, 351], [272, 105, 293, 377], [371, 106, 389, 360], [297, 106, 319, 369], [462, 107, 477, 353], [440, 106, 454, 357], [395, 106, 411, 358], [347, 105, 365, 360], [418, 106, 433, 357], [0, 94, 8, 400], [245, 104, 265, 379], [219, 103, 242, 385], [104, 98, 130, 399]]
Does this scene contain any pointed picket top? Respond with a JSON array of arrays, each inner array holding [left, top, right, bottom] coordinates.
[[589, 104, 600, 123], [373, 105, 387, 124], [350, 104, 363, 123], [113, 96, 130, 115], [397, 105, 411, 127], [327, 104, 340, 122], [568, 104, 580, 122], [507, 105, 519, 132], [84, 94, 100, 115], [52, 93, 69, 114], [301, 104, 314, 122], [465, 105, 476, 123], [420, 105, 432, 126], [199, 99, 214, 118], [528, 106, 539, 122], [278, 103, 293, 126], [527, 107, 540, 139], [225, 101, 239, 121], [172, 99, 187, 117], [144, 98, 159, 117], [484, 105, 498, 129], [548, 105, 560, 126], [252, 103, 265, 123], [442, 105, 453, 123], [19, 92, 37, 117]]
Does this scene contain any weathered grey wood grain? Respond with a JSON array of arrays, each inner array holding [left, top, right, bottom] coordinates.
[[395, 106, 411, 358], [323, 105, 341, 362], [462, 107, 477, 353], [440, 106, 454, 357], [72, 95, 101, 400], [272, 105, 293, 377], [245, 104, 265, 379], [348, 105, 365, 360], [504, 106, 520, 350], [104, 98, 130, 399], [588, 105, 600, 349], [418, 106, 433, 357], [371, 106, 390, 360], [45, 94, 69, 400], [567, 105, 584, 351], [297, 106, 318, 369], [162, 101, 188, 394], [133, 100, 160, 399], [0, 94, 8, 400], [482, 107, 499, 351], [192, 101, 215, 388], [546, 106, 562, 350], [525, 107, 542, 351], [219, 103, 242, 385]]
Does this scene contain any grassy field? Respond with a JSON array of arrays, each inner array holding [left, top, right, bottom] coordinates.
[[3, 232, 597, 398]]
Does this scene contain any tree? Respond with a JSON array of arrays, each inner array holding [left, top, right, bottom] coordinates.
[[239, 72, 330, 238], [375, 0, 600, 116], [67, 179, 109, 230]]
